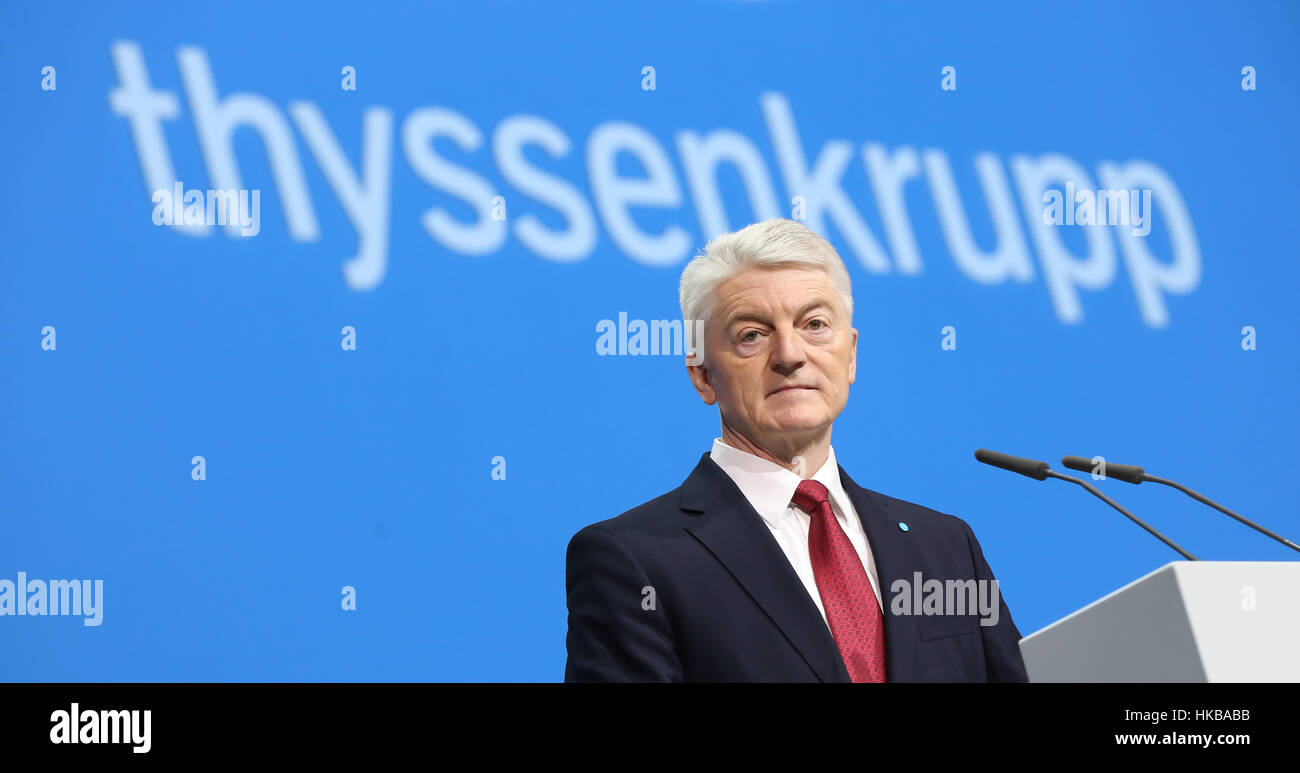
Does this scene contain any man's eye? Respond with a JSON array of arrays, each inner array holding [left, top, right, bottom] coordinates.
[[808, 319, 827, 330], [741, 330, 760, 342]]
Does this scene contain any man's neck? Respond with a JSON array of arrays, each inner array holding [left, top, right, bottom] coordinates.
[[719, 424, 831, 479]]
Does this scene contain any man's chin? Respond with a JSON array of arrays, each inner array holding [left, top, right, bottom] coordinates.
[[765, 413, 832, 436]]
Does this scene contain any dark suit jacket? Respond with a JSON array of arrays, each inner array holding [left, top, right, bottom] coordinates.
[[564, 452, 1028, 682]]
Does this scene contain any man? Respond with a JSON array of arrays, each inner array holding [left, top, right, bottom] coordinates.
[[564, 218, 1028, 682]]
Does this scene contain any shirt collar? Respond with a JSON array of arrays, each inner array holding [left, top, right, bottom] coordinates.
[[709, 437, 854, 528]]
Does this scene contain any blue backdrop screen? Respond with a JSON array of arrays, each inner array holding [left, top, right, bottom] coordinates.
[[2, 0, 1297, 680]]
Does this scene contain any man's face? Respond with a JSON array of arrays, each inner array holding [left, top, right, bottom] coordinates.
[[687, 266, 857, 450]]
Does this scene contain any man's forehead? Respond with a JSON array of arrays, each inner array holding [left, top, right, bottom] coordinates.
[[714, 271, 842, 323]]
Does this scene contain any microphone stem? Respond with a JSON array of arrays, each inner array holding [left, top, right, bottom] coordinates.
[[1045, 470, 1198, 560], [1141, 474, 1300, 554]]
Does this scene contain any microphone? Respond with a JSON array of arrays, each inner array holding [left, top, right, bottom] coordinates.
[[1062, 455, 1300, 554], [975, 448, 1197, 560], [973, 448, 1049, 480]]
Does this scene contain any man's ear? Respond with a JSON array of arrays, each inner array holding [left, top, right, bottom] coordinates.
[[848, 326, 858, 385], [687, 361, 717, 405]]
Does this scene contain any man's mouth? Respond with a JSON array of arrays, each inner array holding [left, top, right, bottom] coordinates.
[[769, 385, 816, 396]]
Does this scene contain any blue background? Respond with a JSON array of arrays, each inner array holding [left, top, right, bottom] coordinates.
[[1, 0, 1297, 680]]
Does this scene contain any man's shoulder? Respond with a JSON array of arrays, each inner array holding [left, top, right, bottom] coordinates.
[[568, 484, 690, 547], [863, 486, 966, 523], [847, 477, 978, 540]]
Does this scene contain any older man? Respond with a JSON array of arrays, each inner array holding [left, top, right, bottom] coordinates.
[[564, 218, 1028, 682]]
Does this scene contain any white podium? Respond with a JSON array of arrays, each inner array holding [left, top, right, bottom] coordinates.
[[1019, 561, 1300, 682]]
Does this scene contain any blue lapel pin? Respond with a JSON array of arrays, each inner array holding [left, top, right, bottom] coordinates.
[[898, 522, 909, 532]]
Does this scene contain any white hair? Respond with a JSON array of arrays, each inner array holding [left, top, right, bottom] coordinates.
[[679, 219, 854, 365]]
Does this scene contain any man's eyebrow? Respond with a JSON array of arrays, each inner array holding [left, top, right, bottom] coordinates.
[[725, 298, 835, 329]]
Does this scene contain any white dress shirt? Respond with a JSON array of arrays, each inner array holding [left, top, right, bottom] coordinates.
[[709, 438, 883, 629]]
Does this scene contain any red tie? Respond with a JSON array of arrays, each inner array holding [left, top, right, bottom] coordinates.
[[791, 479, 887, 682]]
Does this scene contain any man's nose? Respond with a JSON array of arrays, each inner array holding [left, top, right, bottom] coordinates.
[[769, 326, 806, 372]]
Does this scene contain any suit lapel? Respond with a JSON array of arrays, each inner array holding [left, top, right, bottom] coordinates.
[[838, 465, 921, 682], [679, 453, 850, 682]]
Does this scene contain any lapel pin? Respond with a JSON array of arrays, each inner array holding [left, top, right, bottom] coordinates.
[[898, 522, 909, 532]]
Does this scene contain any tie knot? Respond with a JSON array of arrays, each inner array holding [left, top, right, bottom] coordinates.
[[791, 478, 831, 514]]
